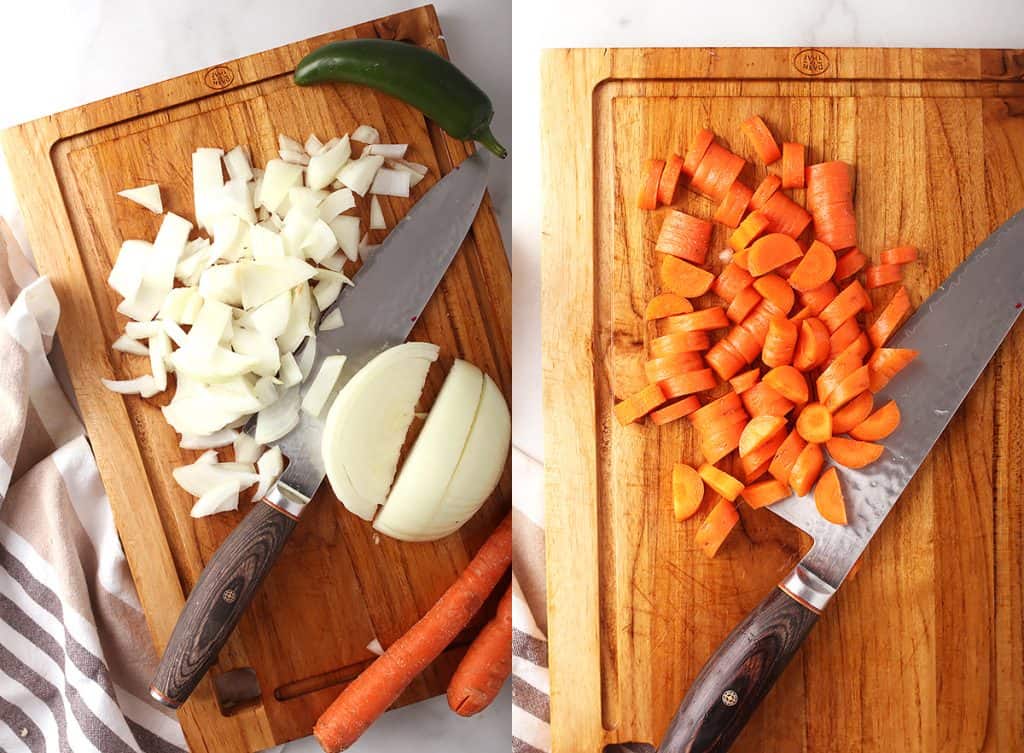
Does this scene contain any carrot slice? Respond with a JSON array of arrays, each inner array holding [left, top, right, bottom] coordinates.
[[649, 395, 702, 425], [614, 383, 665, 425], [644, 352, 705, 382], [813, 201, 858, 251], [828, 317, 861, 358], [762, 317, 798, 368], [738, 415, 788, 457], [705, 340, 746, 381], [660, 256, 715, 298], [741, 116, 783, 164], [700, 421, 746, 465], [816, 346, 862, 404], [789, 305, 814, 324], [645, 293, 694, 320], [738, 299, 786, 346], [672, 463, 705, 521], [881, 245, 918, 265], [769, 429, 807, 486], [780, 142, 806, 189], [741, 381, 793, 418], [799, 280, 838, 316], [824, 365, 870, 412], [752, 274, 795, 314], [793, 317, 830, 371], [713, 262, 756, 303], [691, 143, 746, 201], [788, 241, 837, 292], [748, 233, 803, 277], [695, 499, 739, 558], [656, 210, 713, 264], [727, 211, 771, 253], [814, 467, 847, 524], [826, 436, 884, 469], [845, 333, 871, 362], [690, 391, 746, 430], [761, 191, 812, 238], [682, 128, 715, 178], [657, 154, 685, 206], [850, 400, 901, 440], [725, 323, 763, 364], [820, 280, 870, 332], [867, 348, 918, 392], [742, 478, 790, 509], [659, 368, 718, 398], [638, 158, 665, 210], [789, 442, 824, 496], [867, 286, 912, 348], [650, 331, 712, 357], [805, 161, 853, 211], [729, 368, 760, 394], [739, 428, 787, 482], [865, 263, 902, 289], [663, 307, 730, 333], [749, 175, 782, 211], [698, 463, 744, 502], [713, 181, 754, 228], [831, 391, 874, 434], [796, 402, 832, 443], [726, 285, 762, 323], [834, 248, 868, 280], [763, 365, 808, 404]]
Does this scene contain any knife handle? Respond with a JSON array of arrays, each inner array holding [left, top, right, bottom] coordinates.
[[656, 582, 822, 753], [150, 489, 305, 709]]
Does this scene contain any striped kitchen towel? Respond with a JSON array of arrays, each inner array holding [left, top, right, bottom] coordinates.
[[0, 219, 187, 753]]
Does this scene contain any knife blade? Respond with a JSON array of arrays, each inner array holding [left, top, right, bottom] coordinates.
[[657, 208, 1024, 753], [150, 151, 490, 709]]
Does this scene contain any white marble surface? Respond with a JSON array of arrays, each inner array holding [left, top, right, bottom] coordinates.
[[0, 2, 510, 752], [510, 0, 1023, 462]]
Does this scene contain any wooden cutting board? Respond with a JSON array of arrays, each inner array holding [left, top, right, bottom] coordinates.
[[540, 47, 1024, 753], [0, 6, 510, 752]]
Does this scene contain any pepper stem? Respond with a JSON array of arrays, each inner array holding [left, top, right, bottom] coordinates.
[[475, 127, 508, 159]]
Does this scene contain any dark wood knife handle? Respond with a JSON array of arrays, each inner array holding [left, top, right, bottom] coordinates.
[[150, 499, 298, 708], [657, 586, 819, 753]]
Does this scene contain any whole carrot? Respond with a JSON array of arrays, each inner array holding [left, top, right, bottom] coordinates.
[[313, 513, 512, 752], [446, 583, 512, 716]]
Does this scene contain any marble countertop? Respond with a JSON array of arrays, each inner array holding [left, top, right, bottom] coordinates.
[[0, 2, 509, 753]]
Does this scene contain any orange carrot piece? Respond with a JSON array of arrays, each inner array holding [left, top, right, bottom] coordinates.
[[614, 383, 666, 425], [814, 467, 847, 524], [749, 174, 782, 212], [314, 514, 511, 752], [657, 153, 685, 206], [700, 421, 746, 465], [796, 402, 832, 443], [644, 352, 705, 382], [820, 280, 870, 333], [659, 368, 718, 399], [638, 158, 665, 210], [868, 348, 918, 392], [816, 346, 862, 404], [713, 181, 754, 228], [699, 463, 745, 502], [741, 116, 783, 164], [742, 478, 790, 509], [761, 191, 812, 238], [780, 142, 806, 189], [672, 463, 705, 521], [790, 305, 814, 324], [649, 395, 702, 425], [727, 211, 771, 253], [831, 391, 874, 434], [740, 428, 787, 482], [762, 317, 798, 368], [682, 128, 715, 178], [691, 143, 747, 201], [447, 583, 512, 718], [752, 274, 795, 314], [769, 429, 807, 486], [881, 245, 918, 266], [865, 263, 902, 289], [867, 286, 912, 348], [748, 233, 803, 276], [828, 317, 861, 359], [850, 400, 900, 440], [834, 248, 868, 280], [713, 262, 756, 303], [705, 340, 747, 380], [645, 293, 694, 320], [846, 333, 871, 362], [789, 442, 824, 496], [741, 381, 794, 418], [695, 499, 739, 558], [793, 318, 830, 371], [726, 285, 763, 323], [650, 331, 712, 357], [660, 255, 715, 298], [788, 241, 837, 292], [763, 365, 809, 404], [813, 200, 858, 251], [656, 210, 713, 264], [690, 391, 746, 430], [775, 258, 801, 279], [826, 436, 884, 469], [738, 415, 788, 457], [799, 280, 838, 316], [663, 307, 730, 333], [725, 323, 763, 365], [738, 299, 787, 346], [729, 368, 761, 394], [805, 161, 853, 211], [824, 365, 870, 412]]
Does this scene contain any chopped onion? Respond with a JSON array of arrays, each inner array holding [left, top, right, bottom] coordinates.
[[189, 481, 241, 518], [304, 133, 323, 155], [149, 330, 171, 392], [319, 136, 341, 155], [365, 638, 383, 656], [102, 375, 160, 398], [188, 298, 233, 348], [249, 223, 286, 260], [278, 352, 302, 387], [277, 284, 313, 354], [107, 240, 152, 301], [198, 263, 243, 306], [192, 148, 225, 231], [319, 251, 348, 273], [257, 159, 304, 214], [219, 178, 257, 224], [223, 146, 253, 182], [313, 276, 343, 312], [175, 240, 214, 286], [302, 219, 339, 263], [162, 319, 189, 347], [243, 291, 291, 340], [195, 449, 220, 464], [172, 459, 257, 496], [180, 428, 238, 449], [124, 320, 163, 339], [288, 187, 327, 211], [118, 212, 192, 322], [117, 184, 163, 213], [351, 125, 380, 144], [255, 385, 300, 444], [297, 334, 317, 379], [171, 346, 258, 382], [280, 149, 309, 165], [301, 355, 346, 417], [320, 309, 343, 331], [278, 134, 304, 153], [281, 204, 318, 257], [370, 169, 411, 198], [365, 144, 408, 159], [253, 375, 279, 406], [358, 233, 379, 262], [306, 135, 351, 191], [231, 326, 280, 377], [338, 154, 384, 196], [158, 287, 197, 323], [233, 433, 262, 464], [369, 195, 386, 230], [253, 446, 284, 499], [386, 159, 428, 188], [112, 335, 148, 355], [329, 215, 361, 262], [319, 188, 356, 222], [239, 257, 317, 309]]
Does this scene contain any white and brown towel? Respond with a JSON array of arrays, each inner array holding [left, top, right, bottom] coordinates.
[[0, 219, 187, 753]]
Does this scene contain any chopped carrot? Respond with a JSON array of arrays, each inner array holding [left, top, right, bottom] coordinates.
[[726, 321, 764, 363], [831, 391, 874, 434], [645, 293, 694, 320], [865, 263, 902, 289], [700, 421, 746, 465], [790, 305, 814, 324], [781, 142, 806, 189], [732, 246, 751, 270], [741, 381, 793, 418], [656, 210, 713, 264], [799, 280, 838, 315], [789, 442, 824, 496], [638, 158, 665, 210], [740, 428, 787, 482], [741, 116, 783, 164], [614, 383, 666, 425], [672, 463, 705, 521], [824, 365, 870, 412], [657, 154, 685, 206], [775, 257, 801, 278], [699, 463, 744, 502], [826, 436, 884, 469], [761, 191, 812, 238], [820, 280, 870, 332], [845, 333, 871, 362], [763, 365, 809, 403], [695, 499, 739, 558], [644, 352, 705, 383], [729, 368, 761, 394], [850, 401, 900, 441], [812, 200, 858, 250], [659, 368, 718, 398], [816, 346, 862, 404], [726, 285, 762, 323], [796, 402, 832, 443], [713, 262, 756, 303], [867, 348, 918, 392], [705, 340, 747, 380], [738, 415, 788, 457], [650, 395, 702, 425], [660, 256, 715, 298], [690, 391, 745, 430], [663, 307, 730, 332], [748, 233, 803, 276], [828, 317, 862, 359], [762, 317, 798, 367], [650, 331, 711, 357], [682, 128, 715, 177], [447, 584, 512, 718], [738, 299, 787, 346], [867, 286, 911, 348], [691, 143, 747, 201], [749, 174, 782, 212], [805, 161, 853, 211], [834, 248, 868, 280], [714, 181, 754, 228], [881, 245, 917, 265], [753, 274, 795, 314], [769, 429, 807, 486], [788, 241, 837, 292], [793, 317, 830, 371], [742, 478, 790, 509], [727, 211, 771, 253], [814, 467, 847, 524]]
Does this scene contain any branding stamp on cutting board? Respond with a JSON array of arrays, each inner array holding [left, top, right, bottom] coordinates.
[[794, 49, 830, 77], [203, 65, 235, 90]]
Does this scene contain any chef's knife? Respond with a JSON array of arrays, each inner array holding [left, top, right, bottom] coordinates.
[[150, 150, 489, 709], [658, 209, 1024, 753]]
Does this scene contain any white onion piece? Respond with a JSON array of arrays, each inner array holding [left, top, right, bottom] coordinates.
[[188, 299, 233, 348], [277, 284, 313, 354], [162, 381, 258, 435], [279, 149, 308, 165], [171, 346, 258, 382], [313, 277, 343, 312], [249, 224, 286, 260], [172, 458, 257, 496], [338, 154, 384, 196], [118, 212, 192, 322], [180, 428, 238, 449], [369, 195, 386, 230], [257, 160, 304, 214], [231, 326, 280, 377], [195, 449, 220, 464], [253, 446, 284, 500], [319, 188, 356, 222], [102, 375, 160, 398], [297, 335, 317, 379], [240, 257, 317, 309], [304, 133, 323, 155], [223, 146, 253, 182], [175, 241, 214, 286], [319, 251, 347, 273], [302, 219, 339, 263], [320, 309, 343, 331], [219, 178, 257, 224], [107, 240, 151, 301], [117, 184, 163, 213], [278, 134, 304, 153], [288, 187, 327, 211], [280, 204, 318, 257], [209, 216, 245, 264], [278, 353, 302, 387], [306, 135, 351, 191], [358, 233, 379, 262], [158, 287, 196, 323], [149, 330, 171, 392], [192, 148, 225, 231], [329, 216, 361, 262], [243, 292, 291, 340], [112, 335, 148, 355], [386, 160, 427, 187], [233, 433, 262, 464], [162, 319, 189, 347], [351, 125, 380, 144], [301, 355, 346, 417], [369, 169, 411, 198], [181, 290, 204, 324], [253, 376, 279, 406], [124, 321, 162, 339], [198, 263, 243, 306], [255, 385, 300, 444], [319, 136, 341, 155], [365, 144, 407, 159], [189, 481, 241, 518]]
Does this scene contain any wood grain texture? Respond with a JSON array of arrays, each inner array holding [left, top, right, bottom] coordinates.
[[0, 6, 511, 752], [540, 47, 1024, 753]]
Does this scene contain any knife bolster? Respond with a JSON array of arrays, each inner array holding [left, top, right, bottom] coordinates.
[[778, 563, 836, 613], [263, 482, 310, 521]]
